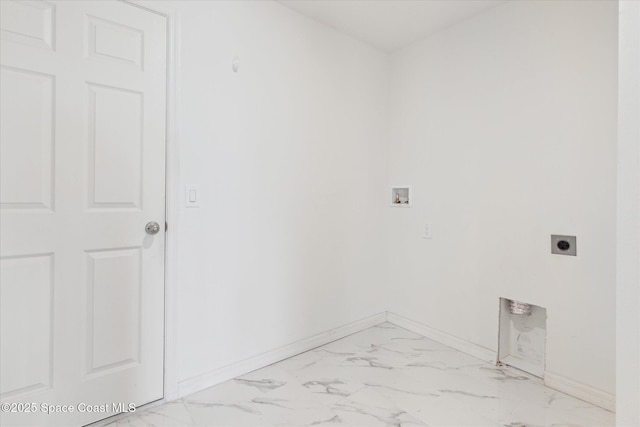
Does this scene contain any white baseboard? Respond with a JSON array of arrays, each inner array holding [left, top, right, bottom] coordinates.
[[387, 312, 615, 412], [499, 355, 544, 379], [545, 371, 615, 412], [386, 312, 497, 364], [177, 312, 387, 398], [176, 311, 615, 414]]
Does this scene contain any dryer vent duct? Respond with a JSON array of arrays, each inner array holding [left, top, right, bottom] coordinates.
[[508, 299, 532, 316]]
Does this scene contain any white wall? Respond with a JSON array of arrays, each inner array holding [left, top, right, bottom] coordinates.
[[168, 0, 389, 388], [164, 0, 623, 407], [387, 0, 618, 398], [616, 1, 640, 424]]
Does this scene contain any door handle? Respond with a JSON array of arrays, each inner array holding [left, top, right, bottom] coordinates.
[[145, 221, 161, 235]]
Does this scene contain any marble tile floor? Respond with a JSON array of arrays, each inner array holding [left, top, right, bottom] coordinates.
[[107, 323, 614, 427]]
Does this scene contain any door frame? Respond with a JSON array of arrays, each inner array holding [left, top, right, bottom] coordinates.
[[124, 0, 180, 402], [616, 0, 640, 422]]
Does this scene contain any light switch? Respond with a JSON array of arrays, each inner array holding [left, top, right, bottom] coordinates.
[[422, 223, 432, 239], [185, 185, 199, 207]]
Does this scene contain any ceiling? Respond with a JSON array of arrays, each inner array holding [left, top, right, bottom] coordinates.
[[277, 0, 508, 52]]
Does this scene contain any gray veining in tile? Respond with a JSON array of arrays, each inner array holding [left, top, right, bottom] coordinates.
[[302, 380, 351, 397], [107, 322, 615, 427], [235, 378, 287, 393]]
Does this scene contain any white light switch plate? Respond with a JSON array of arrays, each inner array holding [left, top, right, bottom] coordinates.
[[422, 223, 432, 239], [185, 185, 200, 207]]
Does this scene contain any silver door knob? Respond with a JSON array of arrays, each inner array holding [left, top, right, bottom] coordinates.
[[145, 221, 161, 235]]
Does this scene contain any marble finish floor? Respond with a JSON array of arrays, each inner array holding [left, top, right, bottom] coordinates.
[[108, 323, 614, 427]]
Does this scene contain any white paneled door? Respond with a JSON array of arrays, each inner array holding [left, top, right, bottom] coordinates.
[[0, 1, 166, 425]]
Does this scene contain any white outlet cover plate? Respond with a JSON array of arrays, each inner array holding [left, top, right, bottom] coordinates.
[[551, 234, 576, 256]]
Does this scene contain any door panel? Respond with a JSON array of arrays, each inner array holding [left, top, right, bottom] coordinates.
[[0, 1, 166, 425], [0, 66, 55, 210], [87, 83, 143, 210], [84, 247, 142, 376], [0, 0, 55, 51], [87, 15, 145, 69], [0, 254, 54, 399]]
